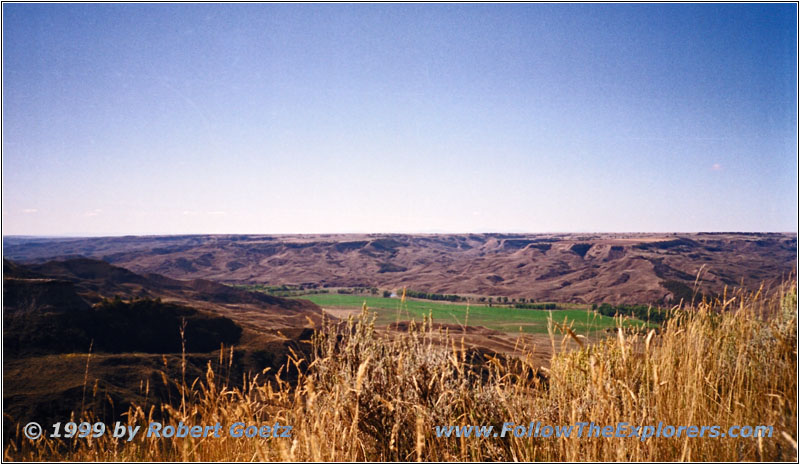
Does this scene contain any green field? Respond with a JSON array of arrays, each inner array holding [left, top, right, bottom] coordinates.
[[291, 294, 649, 334]]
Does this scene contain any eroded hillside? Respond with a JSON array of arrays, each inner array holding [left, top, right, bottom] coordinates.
[[4, 232, 796, 304]]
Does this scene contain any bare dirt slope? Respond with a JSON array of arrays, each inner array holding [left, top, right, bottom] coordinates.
[[4, 232, 796, 305]]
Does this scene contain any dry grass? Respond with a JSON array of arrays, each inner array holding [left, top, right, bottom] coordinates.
[[5, 282, 797, 461]]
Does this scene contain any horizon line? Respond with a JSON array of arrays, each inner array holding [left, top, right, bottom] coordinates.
[[3, 231, 797, 239]]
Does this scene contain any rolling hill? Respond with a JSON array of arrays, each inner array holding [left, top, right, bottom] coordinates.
[[4, 232, 796, 305], [2, 258, 323, 439]]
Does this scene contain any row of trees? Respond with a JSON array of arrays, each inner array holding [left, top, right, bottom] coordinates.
[[514, 302, 558, 310], [336, 287, 379, 295], [593, 302, 671, 324], [401, 291, 558, 309], [403, 289, 464, 302]]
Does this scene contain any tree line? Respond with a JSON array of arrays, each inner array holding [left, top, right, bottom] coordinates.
[[513, 302, 558, 310], [593, 302, 671, 324]]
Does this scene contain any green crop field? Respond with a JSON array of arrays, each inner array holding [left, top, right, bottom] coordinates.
[[291, 294, 649, 334]]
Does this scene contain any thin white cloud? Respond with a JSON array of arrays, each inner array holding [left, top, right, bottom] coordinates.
[[182, 210, 199, 216], [84, 209, 103, 217], [207, 211, 227, 216], [21, 208, 38, 214]]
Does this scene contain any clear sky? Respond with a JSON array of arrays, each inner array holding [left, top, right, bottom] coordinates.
[[2, 3, 797, 235]]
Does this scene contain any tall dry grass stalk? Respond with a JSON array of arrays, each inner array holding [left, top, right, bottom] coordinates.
[[5, 281, 797, 461]]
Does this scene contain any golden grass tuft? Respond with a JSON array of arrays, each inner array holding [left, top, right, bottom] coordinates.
[[5, 281, 797, 461]]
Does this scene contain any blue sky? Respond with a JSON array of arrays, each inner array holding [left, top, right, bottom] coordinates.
[[2, 3, 797, 235]]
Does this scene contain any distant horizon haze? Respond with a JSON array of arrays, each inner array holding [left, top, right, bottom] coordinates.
[[3, 231, 797, 240]]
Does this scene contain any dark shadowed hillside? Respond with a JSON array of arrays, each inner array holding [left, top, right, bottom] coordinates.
[[2, 259, 323, 440]]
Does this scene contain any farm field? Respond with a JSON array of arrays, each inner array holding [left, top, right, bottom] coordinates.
[[291, 293, 649, 334]]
